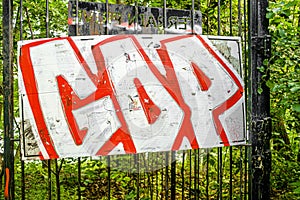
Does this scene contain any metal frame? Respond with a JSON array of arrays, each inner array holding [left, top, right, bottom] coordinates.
[[2, 0, 271, 199]]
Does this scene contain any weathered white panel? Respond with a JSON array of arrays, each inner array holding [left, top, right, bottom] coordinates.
[[18, 34, 246, 160]]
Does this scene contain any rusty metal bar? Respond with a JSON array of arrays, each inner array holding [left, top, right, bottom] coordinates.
[[250, 0, 271, 199], [3, 0, 14, 198]]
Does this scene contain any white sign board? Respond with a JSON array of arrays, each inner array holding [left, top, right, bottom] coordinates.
[[18, 34, 246, 160]]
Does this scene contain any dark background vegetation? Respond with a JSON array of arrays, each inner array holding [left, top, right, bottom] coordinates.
[[0, 0, 299, 199]]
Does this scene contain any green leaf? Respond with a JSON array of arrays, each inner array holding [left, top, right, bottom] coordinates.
[[291, 181, 300, 187], [266, 12, 275, 19], [266, 80, 275, 89], [292, 104, 300, 112], [279, 29, 286, 37], [263, 59, 269, 66], [290, 86, 300, 92], [286, 1, 298, 7], [258, 66, 265, 72], [123, 177, 131, 182], [294, 187, 300, 194]]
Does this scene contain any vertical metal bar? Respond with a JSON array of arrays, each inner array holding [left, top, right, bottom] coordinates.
[[165, 152, 169, 199], [244, 0, 249, 128], [163, 0, 167, 32], [250, 0, 271, 199], [48, 161, 52, 200], [20, 2, 25, 199], [104, 2, 110, 199], [20, 97, 25, 200], [206, 152, 209, 200], [134, 1, 138, 34], [55, 160, 60, 200], [46, 0, 49, 37], [107, 156, 111, 200], [197, 149, 200, 198], [243, 10, 250, 197], [137, 154, 140, 200], [46, 5, 51, 199], [230, 0, 233, 35], [21, 100, 25, 200], [130, 154, 133, 174], [160, 153, 164, 200], [217, 0, 221, 35], [188, 150, 192, 199], [240, 147, 243, 199], [46, 3, 51, 199], [3, 0, 14, 198], [20, 0, 23, 39], [191, 0, 195, 33], [217, 2, 222, 199], [105, 0, 109, 35], [229, 13, 233, 174], [244, 5, 251, 199], [155, 164, 158, 199], [245, 146, 249, 200], [181, 151, 185, 199], [238, 0, 242, 36], [171, 151, 176, 200], [150, 154, 153, 200], [142, 154, 147, 197], [21, 160, 25, 200], [244, 0, 248, 71], [230, 147, 233, 200], [77, 158, 81, 199], [218, 148, 223, 200], [240, 9, 249, 198], [133, 155, 138, 199], [149, 160, 152, 199], [76, 0, 79, 36], [194, 150, 198, 199], [246, 3, 251, 199], [206, 0, 209, 34]]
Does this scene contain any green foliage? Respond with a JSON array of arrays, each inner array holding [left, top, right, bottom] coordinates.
[[267, 0, 300, 199], [0, 0, 299, 199], [14, 149, 248, 199], [270, 135, 300, 199], [18, 0, 68, 39]]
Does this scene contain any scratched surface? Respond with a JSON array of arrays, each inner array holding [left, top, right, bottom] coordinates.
[[68, 1, 202, 36], [18, 34, 246, 160]]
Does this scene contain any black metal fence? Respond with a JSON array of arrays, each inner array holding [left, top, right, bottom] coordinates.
[[2, 0, 271, 199]]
